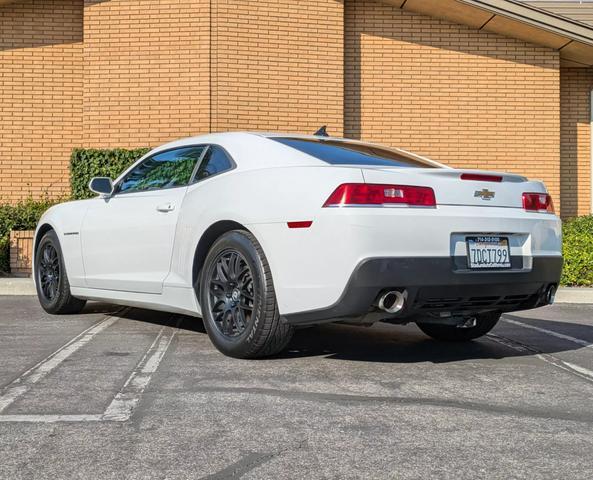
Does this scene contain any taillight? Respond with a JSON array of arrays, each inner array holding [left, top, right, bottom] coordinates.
[[522, 192, 554, 213], [460, 173, 502, 182], [323, 183, 436, 207]]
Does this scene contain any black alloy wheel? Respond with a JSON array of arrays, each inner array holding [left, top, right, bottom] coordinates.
[[35, 230, 86, 315], [198, 230, 293, 359], [38, 243, 60, 302], [207, 249, 255, 338]]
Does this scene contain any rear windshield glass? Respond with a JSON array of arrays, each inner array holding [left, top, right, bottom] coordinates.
[[271, 137, 435, 168]]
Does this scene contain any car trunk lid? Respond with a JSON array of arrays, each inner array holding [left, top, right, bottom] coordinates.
[[360, 167, 546, 209]]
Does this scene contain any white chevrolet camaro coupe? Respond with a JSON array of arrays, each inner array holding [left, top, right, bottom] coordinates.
[[34, 132, 562, 358]]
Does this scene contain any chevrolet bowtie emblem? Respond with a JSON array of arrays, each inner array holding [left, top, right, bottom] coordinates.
[[474, 189, 495, 200]]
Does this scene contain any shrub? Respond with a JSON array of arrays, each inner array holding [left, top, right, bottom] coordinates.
[[561, 215, 593, 286], [70, 147, 150, 200], [0, 198, 57, 273]]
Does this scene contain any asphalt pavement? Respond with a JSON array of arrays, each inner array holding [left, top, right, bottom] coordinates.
[[1, 296, 593, 479]]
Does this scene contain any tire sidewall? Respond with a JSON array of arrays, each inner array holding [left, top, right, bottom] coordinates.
[[417, 311, 501, 341], [199, 231, 271, 357], [35, 230, 66, 312]]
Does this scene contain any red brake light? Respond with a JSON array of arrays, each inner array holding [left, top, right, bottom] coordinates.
[[323, 183, 436, 207], [522, 192, 554, 213], [461, 173, 502, 182]]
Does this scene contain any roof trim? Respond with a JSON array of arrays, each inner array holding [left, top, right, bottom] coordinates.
[[382, 0, 593, 65], [459, 0, 593, 44]]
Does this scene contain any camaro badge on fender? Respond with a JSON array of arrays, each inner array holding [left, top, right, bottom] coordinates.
[[474, 189, 495, 200]]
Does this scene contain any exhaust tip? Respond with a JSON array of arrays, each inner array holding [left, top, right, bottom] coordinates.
[[378, 290, 407, 314], [545, 284, 557, 305]]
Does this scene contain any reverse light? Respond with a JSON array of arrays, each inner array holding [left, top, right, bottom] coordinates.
[[323, 183, 436, 207], [522, 192, 554, 213], [461, 173, 502, 182]]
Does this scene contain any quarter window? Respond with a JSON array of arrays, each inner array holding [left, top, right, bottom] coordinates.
[[118, 146, 206, 194], [192, 146, 234, 182]]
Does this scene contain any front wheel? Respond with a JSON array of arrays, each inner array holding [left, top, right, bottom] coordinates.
[[198, 230, 293, 359], [416, 311, 501, 342], [35, 230, 86, 315]]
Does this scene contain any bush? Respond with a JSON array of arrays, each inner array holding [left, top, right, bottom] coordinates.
[[70, 147, 150, 200], [561, 215, 593, 286], [0, 198, 57, 273]]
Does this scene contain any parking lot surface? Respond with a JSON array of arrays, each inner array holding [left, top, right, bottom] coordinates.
[[1, 296, 593, 479]]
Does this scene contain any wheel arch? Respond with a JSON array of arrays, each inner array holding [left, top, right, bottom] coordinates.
[[192, 220, 251, 294], [34, 223, 55, 259]]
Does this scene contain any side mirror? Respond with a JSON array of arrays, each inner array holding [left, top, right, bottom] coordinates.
[[89, 177, 114, 197]]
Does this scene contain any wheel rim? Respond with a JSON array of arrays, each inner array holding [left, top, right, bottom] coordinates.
[[208, 249, 255, 338], [38, 243, 60, 302]]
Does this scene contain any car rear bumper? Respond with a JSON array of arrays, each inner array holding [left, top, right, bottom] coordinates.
[[282, 256, 563, 325]]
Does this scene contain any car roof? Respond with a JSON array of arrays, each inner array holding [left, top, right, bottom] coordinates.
[[148, 131, 446, 170]]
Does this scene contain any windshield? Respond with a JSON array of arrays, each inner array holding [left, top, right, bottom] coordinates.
[[271, 137, 436, 168]]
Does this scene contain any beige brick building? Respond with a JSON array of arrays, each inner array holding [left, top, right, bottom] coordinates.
[[1, 0, 593, 217]]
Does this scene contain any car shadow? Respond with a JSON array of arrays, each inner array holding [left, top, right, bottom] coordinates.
[[86, 303, 593, 364]]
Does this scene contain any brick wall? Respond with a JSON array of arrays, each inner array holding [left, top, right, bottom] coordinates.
[[0, 0, 83, 202], [560, 67, 592, 217], [82, 0, 210, 148], [345, 0, 561, 208], [211, 0, 344, 135]]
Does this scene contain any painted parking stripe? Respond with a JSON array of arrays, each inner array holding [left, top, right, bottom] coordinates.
[[0, 414, 102, 423], [488, 333, 593, 385], [503, 316, 593, 351], [102, 327, 175, 422], [0, 314, 120, 414]]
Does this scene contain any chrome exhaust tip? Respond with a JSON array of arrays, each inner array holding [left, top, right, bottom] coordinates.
[[378, 290, 407, 314], [545, 284, 557, 305]]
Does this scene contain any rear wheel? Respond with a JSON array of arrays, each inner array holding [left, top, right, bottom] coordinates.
[[35, 230, 86, 314], [416, 311, 501, 341], [198, 230, 293, 359]]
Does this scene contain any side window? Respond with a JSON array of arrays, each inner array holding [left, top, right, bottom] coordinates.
[[193, 146, 234, 182], [118, 146, 206, 194]]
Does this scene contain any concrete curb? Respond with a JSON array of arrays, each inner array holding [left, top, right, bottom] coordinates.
[[0, 278, 36, 296], [555, 287, 593, 305], [0, 278, 592, 304]]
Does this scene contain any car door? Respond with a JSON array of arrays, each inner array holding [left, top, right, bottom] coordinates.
[[80, 145, 207, 294]]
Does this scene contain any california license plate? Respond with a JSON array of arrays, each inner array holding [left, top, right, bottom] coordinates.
[[466, 236, 511, 269]]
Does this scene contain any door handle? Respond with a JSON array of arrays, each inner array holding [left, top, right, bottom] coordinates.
[[156, 202, 175, 213]]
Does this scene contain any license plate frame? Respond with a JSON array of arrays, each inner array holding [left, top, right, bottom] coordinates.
[[466, 235, 511, 269]]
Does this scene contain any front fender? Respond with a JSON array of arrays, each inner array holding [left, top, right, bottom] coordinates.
[[34, 200, 91, 288]]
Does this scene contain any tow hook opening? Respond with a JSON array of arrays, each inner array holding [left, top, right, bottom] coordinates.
[[377, 290, 407, 314]]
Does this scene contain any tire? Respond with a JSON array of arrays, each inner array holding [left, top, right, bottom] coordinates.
[[198, 230, 293, 359], [35, 230, 86, 315], [416, 311, 501, 342]]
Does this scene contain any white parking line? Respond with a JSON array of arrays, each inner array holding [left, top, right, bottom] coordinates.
[[503, 317, 593, 350], [0, 314, 120, 414], [102, 327, 175, 422], [488, 333, 593, 385], [0, 414, 102, 423]]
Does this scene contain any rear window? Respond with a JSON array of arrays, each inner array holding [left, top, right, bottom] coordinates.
[[271, 137, 435, 168]]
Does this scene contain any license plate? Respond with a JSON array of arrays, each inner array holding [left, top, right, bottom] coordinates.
[[466, 236, 511, 269]]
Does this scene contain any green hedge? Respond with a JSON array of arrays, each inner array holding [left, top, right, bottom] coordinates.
[[70, 147, 150, 200], [0, 198, 57, 273], [561, 215, 593, 287]]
